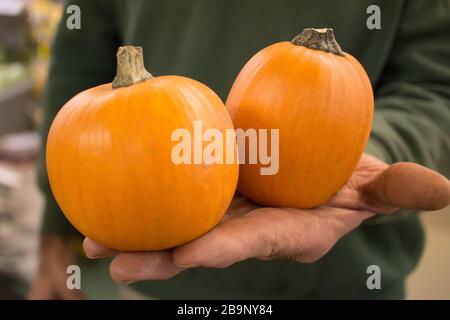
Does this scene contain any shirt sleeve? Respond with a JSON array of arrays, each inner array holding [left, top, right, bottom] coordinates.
[[37, 0, 119, 236], [365, 0, 450, 224]]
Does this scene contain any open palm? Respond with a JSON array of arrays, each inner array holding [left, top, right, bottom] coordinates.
[[84, 154, 450, 283]]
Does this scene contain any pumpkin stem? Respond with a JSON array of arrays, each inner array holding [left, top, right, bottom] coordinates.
[[292, 28, 343, 56], [112, 46, 153, 88]]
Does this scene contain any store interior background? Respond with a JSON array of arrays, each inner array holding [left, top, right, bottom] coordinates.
[[0, 0, 448, 300]]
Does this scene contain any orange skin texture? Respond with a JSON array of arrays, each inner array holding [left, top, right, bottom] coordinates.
[[226, 42, 374, 208], [47, 76, 238, 251]]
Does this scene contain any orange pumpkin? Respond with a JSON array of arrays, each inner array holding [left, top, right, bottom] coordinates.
[[226, 28, 373, 208], [47, 46, 238, 251]]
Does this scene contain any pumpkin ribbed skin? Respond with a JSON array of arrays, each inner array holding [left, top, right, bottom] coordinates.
[[47, 75, 238, 251], [226, 40, 373, 208]]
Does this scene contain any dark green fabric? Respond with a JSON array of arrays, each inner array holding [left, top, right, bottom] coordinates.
[[37, 0, 450, 299]]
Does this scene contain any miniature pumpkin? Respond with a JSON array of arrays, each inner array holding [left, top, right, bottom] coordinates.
[[226, 28, 373, 208], [47, 46, 238, 251]]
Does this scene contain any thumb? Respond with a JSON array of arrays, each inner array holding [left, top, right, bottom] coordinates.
[[364, 162, 450, 211]]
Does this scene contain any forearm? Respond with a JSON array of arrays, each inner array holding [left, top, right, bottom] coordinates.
[[366, 0, 450, 175], [369, 89, 449, 174]]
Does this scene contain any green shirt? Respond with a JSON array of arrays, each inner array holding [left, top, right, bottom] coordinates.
[[38, 0, 450, 299]]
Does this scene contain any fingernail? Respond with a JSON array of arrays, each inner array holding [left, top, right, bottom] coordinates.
[[85, 252, 106, 259]]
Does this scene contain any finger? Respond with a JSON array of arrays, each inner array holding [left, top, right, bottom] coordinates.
[[173, 208, 277, 268], [109, 251, 183, 283], [173, 207, 324, 268], [364, 162, 450, 211], [173, 207, 374, 268], [83, 238, 118, 258]]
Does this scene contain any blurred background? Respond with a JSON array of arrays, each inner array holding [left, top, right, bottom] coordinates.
[[0, 0, 56, 299], [0, 0, 448, 300]]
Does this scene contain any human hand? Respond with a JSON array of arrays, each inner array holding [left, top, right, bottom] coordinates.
[[28, 236, 86, 300], [83, 154, 449, 283]]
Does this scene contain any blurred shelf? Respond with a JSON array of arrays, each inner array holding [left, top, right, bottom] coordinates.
[[0, 80, 39, 136]]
